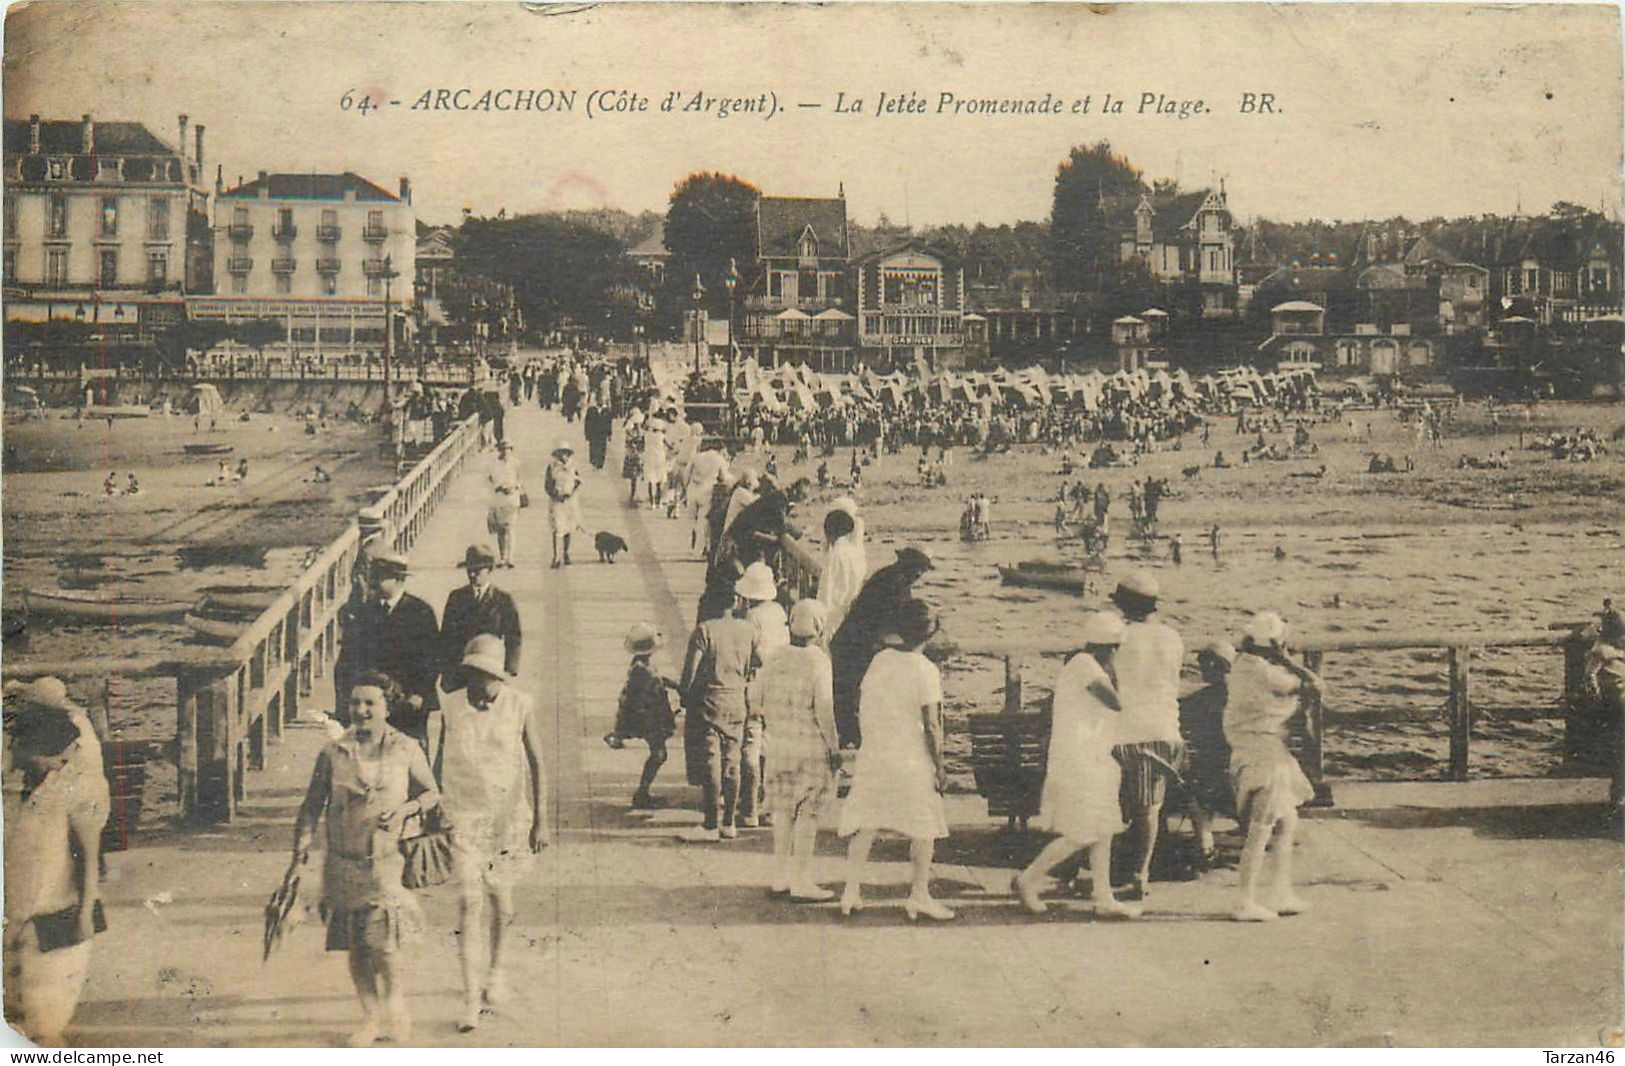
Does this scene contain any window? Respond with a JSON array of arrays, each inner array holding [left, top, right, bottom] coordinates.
[[148, 199, 170, 240], [367, 276, 382, 297], [864, 315, 880, 336], [798, 270, 817, 301], [47, 194, 67, 238], [769, 272, 783, 298], [278, 208, 293, 234], [3, 195, 14, 236], [367, 209, 384, 231], [1524, 267, 1539, 292], [230, 274, 247, 295], [798, 230, 817, 258], [275, 274, 292, 295], [46, 248, 68, 285], [99, 197, 118, 237], [3, 250, 14, 281], [146, 251, 168, 287], [99, 249, 118, 287], [323, 274, 338, 297]]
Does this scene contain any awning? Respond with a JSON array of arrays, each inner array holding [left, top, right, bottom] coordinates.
[[812, 308, 854, 321], [776, 308, 812, 321]]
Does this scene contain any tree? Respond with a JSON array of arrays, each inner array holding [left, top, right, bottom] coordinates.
[[454, 214, 629, 334], [663, 172, 760, 313], [1049, 142, 1146, 291], [232, 318, 284, 358]]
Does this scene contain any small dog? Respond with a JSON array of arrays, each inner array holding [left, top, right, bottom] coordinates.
[[595, 531, 630, 563], [1181, 465, 1203, 480]]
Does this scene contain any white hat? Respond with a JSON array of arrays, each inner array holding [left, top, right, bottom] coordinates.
[[734, 561, 777, 602], [623, 622, 663, 654], [461, 634, 508, 680], [788, 599, 828, 639], [1244, 611, 1288, 645], [8, 676, 80, 715], [1111, 570, 1160, 604], [553, 440, 575, 456], [1080, 611, 1126, 647]]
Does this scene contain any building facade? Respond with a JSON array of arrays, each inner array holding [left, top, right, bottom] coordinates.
[[1112, 183, 1240, 317], [854, 244, 982, 371], [738, 192, 856, 370], [3, 113, 209, 350], [194, 170, 415, 357]]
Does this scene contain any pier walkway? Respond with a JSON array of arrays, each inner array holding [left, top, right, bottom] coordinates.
[[58, 404, 1622, 1048]]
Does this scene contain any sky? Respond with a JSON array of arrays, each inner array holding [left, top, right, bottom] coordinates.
[[4, 2, 1621, 229]]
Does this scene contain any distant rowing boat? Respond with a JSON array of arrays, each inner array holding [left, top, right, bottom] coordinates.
[[996, 565, 1088, 595], [25, 587, 191, 623], [183, 442, 235, 456], [198, 587, 281, 614], [83, 405, 151, 420]]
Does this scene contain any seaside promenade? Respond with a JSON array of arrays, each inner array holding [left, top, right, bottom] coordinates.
[[58, 403, 1621, 1048]]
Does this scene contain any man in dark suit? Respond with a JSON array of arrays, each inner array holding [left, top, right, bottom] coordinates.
[[829, 545, 935, 749], [440, 542, 522, 692], [355, 550, 441, 743]]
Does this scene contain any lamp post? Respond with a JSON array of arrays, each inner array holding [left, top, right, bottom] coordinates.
[[381, 253, 400, 395], [724, 257, 738, 439], [691, 274, 705, 378]]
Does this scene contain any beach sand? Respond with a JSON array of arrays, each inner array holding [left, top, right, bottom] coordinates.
[[730, 398, 1625, 788]]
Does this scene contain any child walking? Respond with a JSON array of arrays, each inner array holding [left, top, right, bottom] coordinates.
[[1225, 612, 1320, 921], [606, 623, 680, 810], [1012, 611, 1141, 919]]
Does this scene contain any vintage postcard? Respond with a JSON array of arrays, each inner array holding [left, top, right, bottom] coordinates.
[[2, 0, 1621, 1050]]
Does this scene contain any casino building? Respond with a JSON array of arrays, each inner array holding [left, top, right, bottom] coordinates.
[[853, 243, 984, 371]]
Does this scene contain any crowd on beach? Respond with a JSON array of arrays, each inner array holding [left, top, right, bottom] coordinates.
[[6, 346, 1624, 1047]]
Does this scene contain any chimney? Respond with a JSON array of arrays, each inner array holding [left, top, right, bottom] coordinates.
[[81, 114, 94, 155], [195, 125, 205, 173], [399, 176, 411, 205], [215, 164, 223, 197], [27, 114, 40, 154], [178, 114, 188, 169], [258, 170, 269, 199]]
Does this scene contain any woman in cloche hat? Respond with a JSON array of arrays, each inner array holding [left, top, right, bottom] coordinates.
[[437, 635, 548, 1030]]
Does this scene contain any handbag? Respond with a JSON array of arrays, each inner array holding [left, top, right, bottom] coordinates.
[[398, 806, 455, 890]]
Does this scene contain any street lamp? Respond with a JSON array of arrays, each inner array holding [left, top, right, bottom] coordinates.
[[380, 253, 400, 395], [724, 257, 738, 439], [691, 274, 705, 378]]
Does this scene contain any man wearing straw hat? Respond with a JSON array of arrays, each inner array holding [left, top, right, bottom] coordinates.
[[545, 440, 582, 569]]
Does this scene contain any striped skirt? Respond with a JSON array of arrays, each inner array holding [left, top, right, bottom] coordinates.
[[1112, 739, 1188, 812]]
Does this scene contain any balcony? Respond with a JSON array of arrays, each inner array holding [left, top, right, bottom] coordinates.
[[227, 257, 253, 274], [316, 224, 342, 242], [315, 258, 341, 275], [226, 222, 254, 240], [272, 222, 298, 242], [362, 258, 394, 277], [271, 258, 296, 274], [362, 224, 389, 243]]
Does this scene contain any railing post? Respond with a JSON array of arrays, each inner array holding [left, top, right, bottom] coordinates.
[[1003, 655, 1024, 715], [1561, 635, 1590, 760], [1447, 645, 1472, 781], [1301, 650, 1332, 805], [178, 664, 238, 822]]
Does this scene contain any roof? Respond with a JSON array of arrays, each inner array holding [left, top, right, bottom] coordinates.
[[1256, 265, 1358, 295], [854, 241, 962, 270], [628, 221, 669, 258], [3, 118, 177, 157], [757, 196, 848, 259], [218, 172, 400, 202], [1357, 264, 1428, 290]]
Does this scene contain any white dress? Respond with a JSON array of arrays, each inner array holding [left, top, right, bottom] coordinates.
[[818, 535, 868, 639], [838, 649, 949, 840], [440, 687, 543, 887], [1224, 654, 1314, 824], [1033, 653, 1125, 843]]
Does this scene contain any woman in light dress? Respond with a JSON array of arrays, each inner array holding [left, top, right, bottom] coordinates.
[[292, 672, 440, 1046], [438, 635, 548, 1030], [817, 497, 868, 641], [1011, 612, 1140, 918], [486, 440, 523, 568], [641, 417, 668, 508], [838, 600, 955, 921], [749, 600, 839, 900], [1225, 612, 1319, 922]]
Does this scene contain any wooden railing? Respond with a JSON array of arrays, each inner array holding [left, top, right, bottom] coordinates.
[[1, 415, 486, 823]]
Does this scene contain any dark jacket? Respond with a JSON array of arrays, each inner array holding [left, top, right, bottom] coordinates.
[[348, 592, 441, 735], [440, 583, 522, 690]]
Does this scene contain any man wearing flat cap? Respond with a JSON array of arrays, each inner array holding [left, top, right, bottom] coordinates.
[[349, 551, 442, 744], [440, 544, 522, 693], [828, 545, 935, 749]]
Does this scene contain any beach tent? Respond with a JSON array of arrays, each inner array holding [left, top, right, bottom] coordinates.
[[190, 383, 225, 416]]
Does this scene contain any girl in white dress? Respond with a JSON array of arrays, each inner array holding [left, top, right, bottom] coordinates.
[[439, 636, 548, 1030], [817, 498, 868, 642], [486, 442, 522, 568], [838, 601, 954, 921], [1011, 612, 1140, 918], [1225, 612, 1320, 922]]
